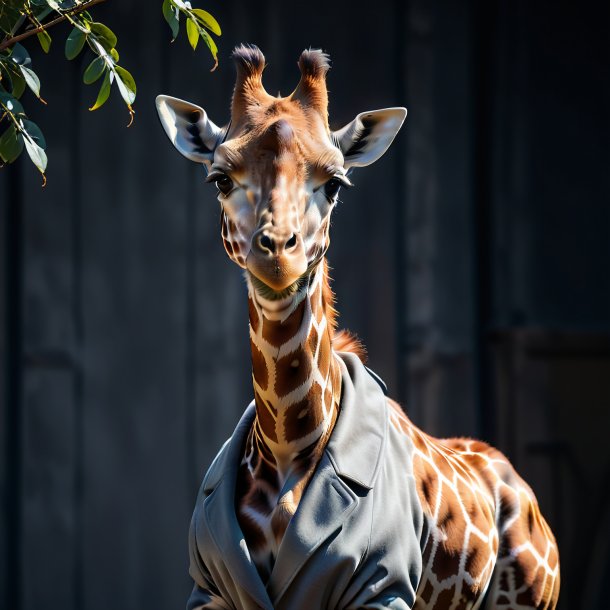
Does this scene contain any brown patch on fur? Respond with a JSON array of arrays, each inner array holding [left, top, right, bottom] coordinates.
[[432, 537, 461, 581], [262, 298, 306, 347], [418, 466, 439, 512], [283, 382, 323, 443], [463, 546, 488, 588], [248, 297, 260, 333], [251, 341, 268, 391], [434, 588, 457, 608], [274, 347, 312, 397], [317, 333, 332, 379], [420, 581, 434, 604], [308, 324, 319, 354], [254, 391, 277, 443]]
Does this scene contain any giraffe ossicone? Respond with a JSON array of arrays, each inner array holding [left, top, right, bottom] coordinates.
[[157, 44, 560, 610]]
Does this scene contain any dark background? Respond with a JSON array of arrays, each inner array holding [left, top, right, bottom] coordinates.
[[1, 1, 609, 608]]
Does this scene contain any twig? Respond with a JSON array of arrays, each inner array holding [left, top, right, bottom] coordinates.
[[0, 0, 108, 52]]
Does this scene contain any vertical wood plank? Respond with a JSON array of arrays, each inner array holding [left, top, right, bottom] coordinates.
[[17, 33, 78, 610], [21, 368, 76, 609], [79, 3, 191, 608], [404, 0, 478, 437]]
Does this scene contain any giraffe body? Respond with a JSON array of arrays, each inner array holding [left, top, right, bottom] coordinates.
[[391, 402, 560, 609], [157, 44, 560, 609]]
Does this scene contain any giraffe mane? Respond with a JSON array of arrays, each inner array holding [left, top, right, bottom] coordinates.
[[322, 260, 367, 363]]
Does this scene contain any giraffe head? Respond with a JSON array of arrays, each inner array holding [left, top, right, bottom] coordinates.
[[156, 45, 406, 310]]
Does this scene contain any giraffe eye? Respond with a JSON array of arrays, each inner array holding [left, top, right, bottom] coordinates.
[[324, 178, 342, 199], [215, 174, 234, 195]]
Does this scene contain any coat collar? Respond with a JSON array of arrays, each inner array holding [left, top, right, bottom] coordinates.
[[325, 352, 388, 490], [199, 352, 389, 608]]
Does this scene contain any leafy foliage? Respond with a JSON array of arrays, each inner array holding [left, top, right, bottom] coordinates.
[[162, 0, 221, 67], [0, 0, 221, 182]]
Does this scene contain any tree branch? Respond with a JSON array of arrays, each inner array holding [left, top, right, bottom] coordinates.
[[0, 0, 108, 52]]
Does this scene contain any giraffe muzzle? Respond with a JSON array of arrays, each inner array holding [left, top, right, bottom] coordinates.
[[248, 229, 308, 292]]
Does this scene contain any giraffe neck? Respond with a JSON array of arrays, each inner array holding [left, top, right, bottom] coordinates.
[[246, 261, 342, 481], [238, 261, 342, 577]]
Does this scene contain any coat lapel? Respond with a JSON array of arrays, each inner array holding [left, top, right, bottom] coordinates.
[[266, 455, 359, 602], [201, 403, 274, 610]]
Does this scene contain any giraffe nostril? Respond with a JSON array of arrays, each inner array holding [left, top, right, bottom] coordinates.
[[286, 234, 298, 250], [258, 233, 275, 253]]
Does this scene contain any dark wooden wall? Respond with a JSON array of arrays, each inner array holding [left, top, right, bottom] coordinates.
[[1, 1, 609, 609]]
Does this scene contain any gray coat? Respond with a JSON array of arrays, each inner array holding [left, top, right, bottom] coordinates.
[[187, 353, 426, 609]]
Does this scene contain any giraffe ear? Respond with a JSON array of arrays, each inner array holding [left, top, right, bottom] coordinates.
[[333, 107, 407, 169], [156, 95, 224, 166]]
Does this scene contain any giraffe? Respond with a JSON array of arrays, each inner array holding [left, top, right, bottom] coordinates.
[[156, 45, 560, 609]]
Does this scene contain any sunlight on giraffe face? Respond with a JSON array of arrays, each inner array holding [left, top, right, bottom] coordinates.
[[157, 45, 407, 308], [208, 98, 350, 297]]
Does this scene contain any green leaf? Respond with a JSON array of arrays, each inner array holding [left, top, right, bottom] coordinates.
[[11, 72, 26, 98], [22, 118, 46, 149], [0, 125, 23, 163], [199, 28, 218, 64], [23, 131, 47, 173], [89, 22, 117, 52], [83, 56, 105, 84], [65, 27, 86, 60], [186, 17, 199, 51], [0, 5, 22, 38], [162, 0, 179, 40], [89, 71, 111, 111], [114, 65, 136, 105], [32, 4, 53, 24], [1, 62, 25, 98], [191, 9, 221, 36], [19, 66, 41, 98], [37, 29, 52, 53], [10, 43, 31, 66], [110, 47, 119, 62], [0, 91, 25, 115]]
